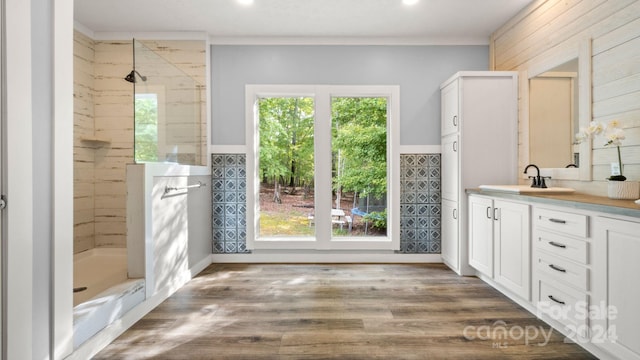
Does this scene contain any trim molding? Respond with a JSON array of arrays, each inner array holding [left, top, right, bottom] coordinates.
[[399, 145, 441, 154], [88, 31, 208, 41], [210, 145, 441, 156], [210, 145, 247, 154], [211, 253, 443, 263], [209, 36, 491, 46]]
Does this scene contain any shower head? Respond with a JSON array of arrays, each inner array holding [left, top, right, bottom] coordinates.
[[124, 70, 147, 83]]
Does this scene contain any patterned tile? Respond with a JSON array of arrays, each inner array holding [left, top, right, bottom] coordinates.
[[417, 241, 430, 253], [211, 153, 250, 254], [212, 154, 225, 167], [212, 167, 224, 179], [224, 241, 237, 253], [416, 154, 428, 167], [225, 154, 237, 166], [213, 242, 225, 253], [428, 154, 441, 167], [399, 153, 441, 254]]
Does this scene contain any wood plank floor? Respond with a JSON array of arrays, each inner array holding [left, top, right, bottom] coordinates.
[[94, 264, 597, 359]]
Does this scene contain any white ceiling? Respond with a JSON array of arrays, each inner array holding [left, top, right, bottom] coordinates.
[[74, 0, 533, 44]]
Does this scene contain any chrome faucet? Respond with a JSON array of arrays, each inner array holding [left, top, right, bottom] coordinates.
[[524, 164, 548, 188]]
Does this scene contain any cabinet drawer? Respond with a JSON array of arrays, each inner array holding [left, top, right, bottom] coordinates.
[[535, 251, 589, 291], [537, 277, 589, 339], [535, 230, 588, 265], [534, 207, 588, 238]]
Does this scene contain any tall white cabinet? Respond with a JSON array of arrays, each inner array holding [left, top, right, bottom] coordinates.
[[440, 72, 518, 275]]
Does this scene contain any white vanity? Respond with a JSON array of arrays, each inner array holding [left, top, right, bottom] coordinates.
[[467, 189, 640, 360]]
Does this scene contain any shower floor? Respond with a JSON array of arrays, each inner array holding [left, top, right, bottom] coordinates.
[[73, 248, 128, 306], [73, 247, 145, 348]]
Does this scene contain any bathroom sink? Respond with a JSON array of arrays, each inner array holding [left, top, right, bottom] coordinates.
[[479, 184, 575, 194]]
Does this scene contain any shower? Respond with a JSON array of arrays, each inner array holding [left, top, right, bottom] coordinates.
[[124, 69, 147, 83]]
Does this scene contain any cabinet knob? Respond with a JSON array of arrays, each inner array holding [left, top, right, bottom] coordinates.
[[486, 206, 492, 219], [453, 141, 458, 152], [452, 115, 458, 127], [453, 208, 458, 219]]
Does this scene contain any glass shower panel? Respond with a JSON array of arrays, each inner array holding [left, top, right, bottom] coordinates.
[[133, 40, 205, 165]]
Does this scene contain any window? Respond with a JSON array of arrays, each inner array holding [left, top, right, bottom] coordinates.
[[134, 93, 159, 162], [246, 85, 399, 251]]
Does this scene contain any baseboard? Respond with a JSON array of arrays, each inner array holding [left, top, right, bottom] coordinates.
[[191, 255, 214, 277], [211, 252, 443, 263]]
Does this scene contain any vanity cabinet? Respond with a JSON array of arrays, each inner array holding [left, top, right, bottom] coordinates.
[[592, 216, 640, 360], [440, 72, 518, 275], [468, 189, 640, 360], [468, 194, 530, 300], [532, 206, 591, 339]]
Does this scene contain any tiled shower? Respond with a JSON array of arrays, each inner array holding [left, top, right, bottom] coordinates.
[[212, 153, 441, 254]]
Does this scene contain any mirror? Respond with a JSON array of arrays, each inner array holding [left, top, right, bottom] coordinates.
[[524, 38, 592, 181], [529, 59, 579, 168]]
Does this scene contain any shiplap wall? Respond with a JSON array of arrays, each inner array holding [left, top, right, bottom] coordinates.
[[73, 33, 207, 253], [491, 0, 640, 196]]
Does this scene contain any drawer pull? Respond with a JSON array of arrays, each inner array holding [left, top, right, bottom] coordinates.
[[548, 241, 567, 249], [549, 264, 567, 273], [548, 218, 566, 224], [548, 295, 566, 305]]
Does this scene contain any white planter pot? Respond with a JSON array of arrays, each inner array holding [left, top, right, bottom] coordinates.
[[607, 181, 640, 200]]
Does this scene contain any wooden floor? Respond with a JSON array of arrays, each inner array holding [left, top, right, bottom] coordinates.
[[95, 264, 596, 359]]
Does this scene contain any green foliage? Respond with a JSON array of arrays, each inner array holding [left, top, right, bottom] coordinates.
[[257, 96, 388, 201], [364, 208, 387, 230], [134, 95, 159, 162], [259, 97, 315, 186], [332, 97, 387, 198]]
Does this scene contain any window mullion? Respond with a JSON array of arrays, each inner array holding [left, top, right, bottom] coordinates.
[[314, 88, 332, 250]]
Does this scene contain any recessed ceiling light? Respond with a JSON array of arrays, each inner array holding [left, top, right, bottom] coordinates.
[[238, 0, 254, 6], [402, 0, 419, 5]]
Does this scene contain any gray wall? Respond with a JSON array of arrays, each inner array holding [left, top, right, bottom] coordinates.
[[211, 45, 489, 146]]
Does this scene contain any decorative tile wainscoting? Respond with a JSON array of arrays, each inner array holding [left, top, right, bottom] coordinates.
[[211, 154, 250, 254], [211, 153, 441, 254], [398, 154, 441, 254]]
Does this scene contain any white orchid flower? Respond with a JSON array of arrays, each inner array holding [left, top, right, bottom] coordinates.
[[574, 130, 588, 144], [587, 121, 604, 135], [604, 128, 625, 147]]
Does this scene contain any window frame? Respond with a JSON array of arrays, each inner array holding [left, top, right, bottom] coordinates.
[[245, 85, 400, 251]]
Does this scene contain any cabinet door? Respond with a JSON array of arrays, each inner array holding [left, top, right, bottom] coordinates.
[[441, 199, 459, 271], [441, 80, 459, 136], [494, 200, 530, 300], [468, 195, 494, 277], [593, 217, 640, 360], [440, 134, 459, 202]]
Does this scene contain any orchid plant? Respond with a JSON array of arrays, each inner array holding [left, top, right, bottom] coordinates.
[[575, 120, 626, 181]]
